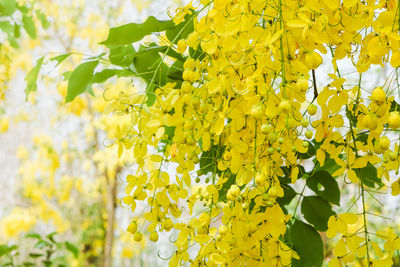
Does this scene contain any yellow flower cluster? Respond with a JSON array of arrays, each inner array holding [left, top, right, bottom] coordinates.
[[99, 0, 400, 265]]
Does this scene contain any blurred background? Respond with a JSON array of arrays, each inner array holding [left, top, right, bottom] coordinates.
[[0, 0, 185, 266]]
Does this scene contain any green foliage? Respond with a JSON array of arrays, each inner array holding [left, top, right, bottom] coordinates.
[[165, 11, 195, 44], [0, 0, 17, 16], [306, 171, 340, 205], [355, 164, 382, 188], [0, 232, 78, 267], [101, 16, 175, 45], [291, 220, 324, 267], [24, 56, 44, 100], [50, 54, 70, 67], [66, 60, 99, 102], [301, 196, 335, 231], [22, 14, 36, 39]]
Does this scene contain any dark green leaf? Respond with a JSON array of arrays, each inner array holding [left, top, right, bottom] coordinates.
[[301, 196, 335, 231], [198, 145, 224, 176], [29, 253, 43, 258], [25, 56, 44, 100], [64, 242, 78, 258], [297, 141, 315, 159], [291, 220, 324, 267], [189, 46, 206, 60], [390, 100, 400, 112], [218, 173, 236, 202], [66, 60, 98, 102], [354, 163, 383, 188], [276, 185, 297, 207], [346, 105, 357, 126], [314, 153, 341, 175], [101, 16, 174, 45], [306, 171, 340, 205], [50, 53, 70, 67], [46, 232, 58, 243], [22, 14, 36, 39], [167, 60, 184, 84], [280, 165, 306, 184], [356, 132, 368, 145], [23, 262, 35, 267]]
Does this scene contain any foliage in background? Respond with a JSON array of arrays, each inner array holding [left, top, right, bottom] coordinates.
[[0, 232, 77, 267]]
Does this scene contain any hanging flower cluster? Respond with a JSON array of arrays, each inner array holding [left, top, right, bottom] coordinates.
[[39, 0, 400, 265]]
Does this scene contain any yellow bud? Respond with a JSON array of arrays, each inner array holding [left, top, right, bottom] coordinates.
[[370, 87, 386, 104], [134, 231, 142, 242], [388, 111, 400, 129], [127, 221, 137, 234], [307, 104, 317, 115], [149, 231, 159, 242]]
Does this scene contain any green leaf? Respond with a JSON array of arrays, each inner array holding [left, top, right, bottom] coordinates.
[[390, 99, 400, 112], [297, 141, 315, 159], [165, 10, 195, 44], [301, 196, 335, 231], [101, 16, 174, 45], [218, 173, 236, 202], [0, 244, 17, 257], [291, 220, 324, 267], [130, 45, 169, 105], [198, 145, 224, 176], [0, 0, 17, 16], [22, 14, 36, 39], [50, 53, 70, 67], [13, 23, 20, 38], [46, 232, 58, 244], [34, 240, 50, 249], [62, 71, 72, 81], [167, 60, 184, 84], [354, 163, 383, 188], [91, 69, 131, 84], [66, 60, 98, 102], [0, 21, 13, 35], [29, 253, 43, 258], [276, 185, 297, 207], [306, 171, 340, 205], [64, 242, 78, 258], [36, 10, 50, 29], [108, 44, 135, 67], [24, 56, 44, 100], [25, 233, 41, 239], [314, 153, 341, 175]]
